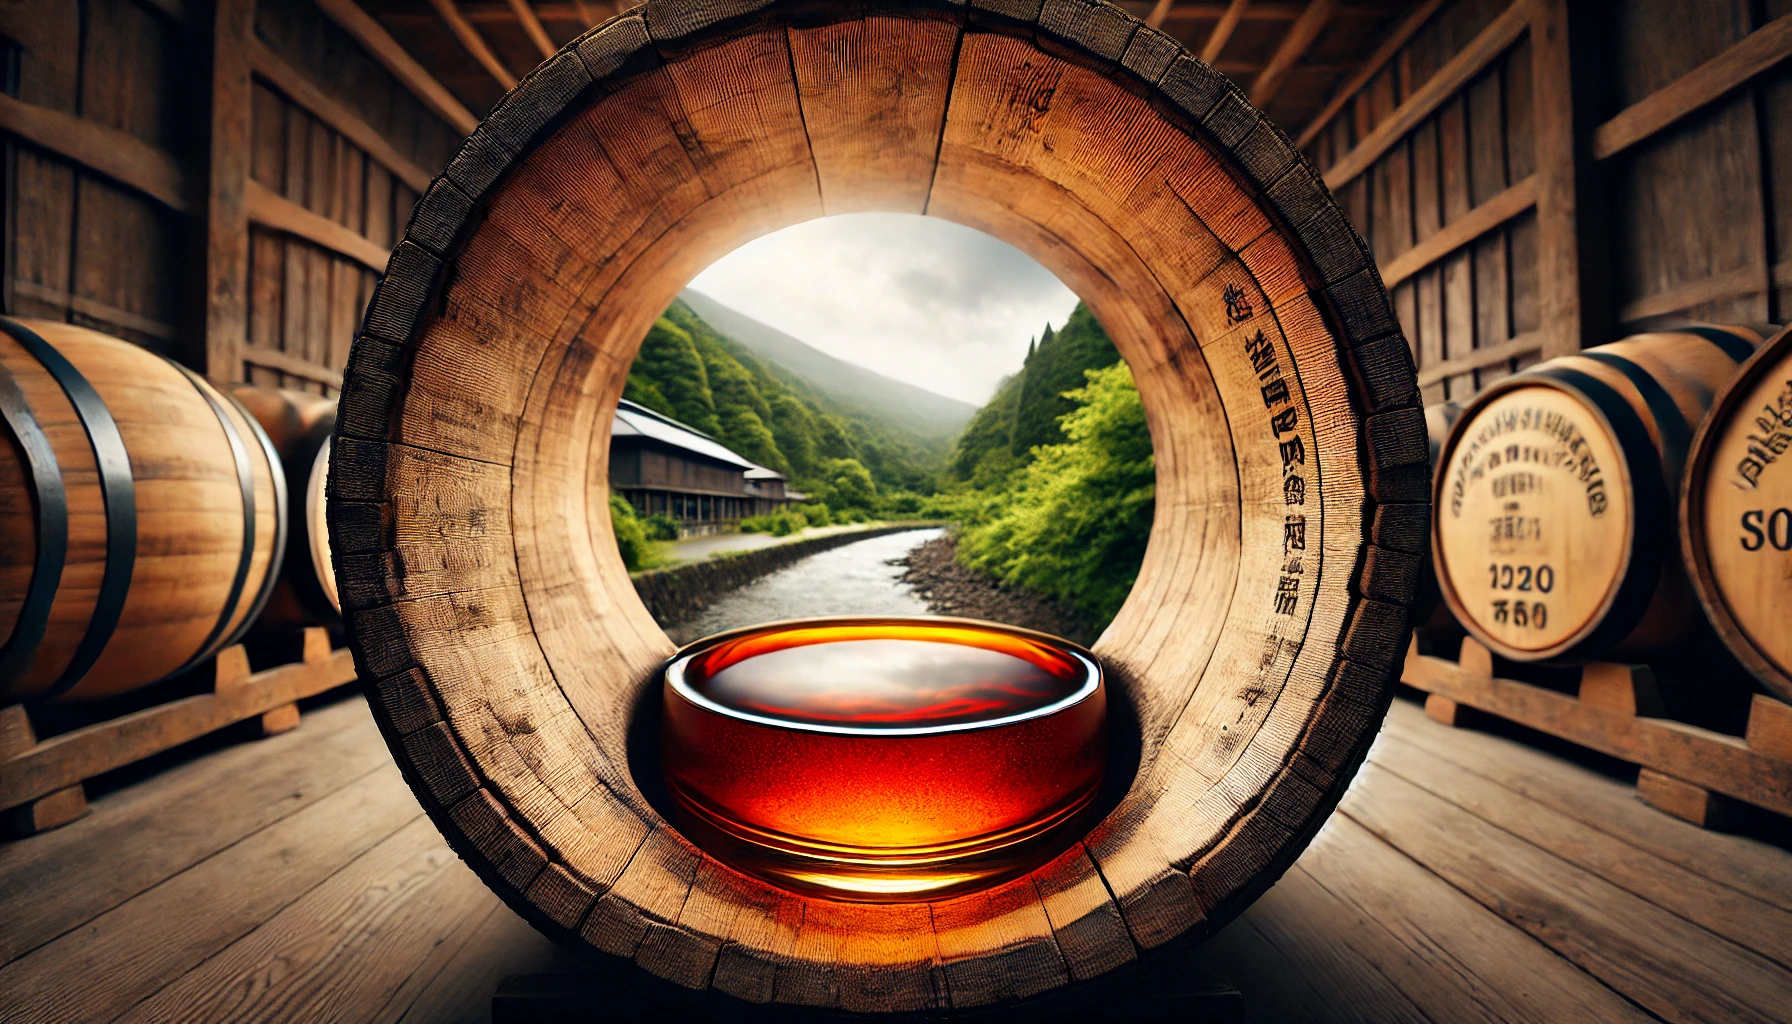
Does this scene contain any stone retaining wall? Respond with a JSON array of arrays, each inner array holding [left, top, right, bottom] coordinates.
[[631, 524, 936, 627]]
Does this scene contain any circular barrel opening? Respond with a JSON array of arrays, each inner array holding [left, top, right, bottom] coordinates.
[[331, 4, 1426, 1013]]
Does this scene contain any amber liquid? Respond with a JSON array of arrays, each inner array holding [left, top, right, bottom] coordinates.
[[661, 620, 1105, 901]]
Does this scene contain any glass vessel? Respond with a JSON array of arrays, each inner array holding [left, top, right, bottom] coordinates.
[[660, 617, 1106, 901]]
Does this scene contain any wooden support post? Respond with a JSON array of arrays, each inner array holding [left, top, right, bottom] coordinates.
[[1425, 693, 1467, 727], [257, 703, 302, 736], [1457, 636, 1493, 680], [204, 0, 254, 381], [1529, 0, 1583, 358], [1745, 695, 1792, 761], [1637, 768, 1740, 830], [1577, 662, 1668, 718], [213, 645, 254, 691], [3, 784, 89, 836], [0, 704, 34, 761]]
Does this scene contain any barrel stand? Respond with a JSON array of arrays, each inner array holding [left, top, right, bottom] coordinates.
[[0, 628, 358, 835], [1403, 637, 1792, 828]]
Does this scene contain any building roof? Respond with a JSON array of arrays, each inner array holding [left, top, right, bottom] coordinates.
[[612, 399, 756, 470], [743, 466, 785, 481]]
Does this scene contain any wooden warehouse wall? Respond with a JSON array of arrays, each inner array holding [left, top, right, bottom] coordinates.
[[0, 0, 465, 394], [6, 0, 1788, 402], [1300, 0, 1792, 405]]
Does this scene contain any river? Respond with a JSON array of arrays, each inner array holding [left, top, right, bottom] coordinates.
[[664, 527, 945, 645]]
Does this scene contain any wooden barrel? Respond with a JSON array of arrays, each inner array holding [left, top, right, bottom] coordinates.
[[330, 4, 1427, 1015], [1682, 324, 1792, 702], [1433, 325, 1775, 663], [0, 318, 285, 703], [229, 385, 339, 628]]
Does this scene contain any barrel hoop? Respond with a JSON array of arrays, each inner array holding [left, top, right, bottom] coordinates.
[[1577, 350, 1693, 476], [1535, 365, 1671, 655], [1679, 325, 1756, 364], [0, 362, 68, 684], [217, 384, 288, 646], [162, 363, 261, 678], [0, 317, 137, 701]]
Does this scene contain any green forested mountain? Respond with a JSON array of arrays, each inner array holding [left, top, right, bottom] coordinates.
[[679, 290, 977, 445], [948, 301, 1122, 482], [622, 296, 963, 499]]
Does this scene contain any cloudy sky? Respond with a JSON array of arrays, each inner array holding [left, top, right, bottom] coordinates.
[[687, 213, 1081, 405]]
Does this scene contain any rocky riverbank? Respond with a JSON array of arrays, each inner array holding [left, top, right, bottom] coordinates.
[[896, 534, 1101, 646]]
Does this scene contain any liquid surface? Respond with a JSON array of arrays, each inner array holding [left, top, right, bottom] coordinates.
[[683, 625, 1088, 730]]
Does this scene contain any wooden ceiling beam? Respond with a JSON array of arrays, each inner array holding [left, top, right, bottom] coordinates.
[[507, 0, 559, 59], [313, 0, 479, 135], [1295, 0, 1445, 149], [1145, 0, 1175, 29], [1250, 0, 1336, 107], [429, 0, 520, 90], [1201, 0, 1251, 63]]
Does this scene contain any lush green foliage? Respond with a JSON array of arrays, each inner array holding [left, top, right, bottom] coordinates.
[[814, 457, 878, 512], [948, 302, 1121, 485], [609, 495, 669, 572], [740, 510, 809, 536], [956, 361, 1154, 622], [942, 302, 1153, 625], [643, 512, 681, 542], [624, 299, 953, 498], [1010, 304, 1123, 455]]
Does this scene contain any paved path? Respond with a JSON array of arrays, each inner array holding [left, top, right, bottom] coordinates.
[[665, 523, 886, 563]]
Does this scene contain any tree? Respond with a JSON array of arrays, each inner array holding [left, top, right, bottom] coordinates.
[[958, 361, 1154, 623], [622, 375, 676, 418], [1010, 304, 1121, 456], [949, 371, 1023, 484], [722, 408, 790, 475], [609, 495, 657, 571], [629, 318, 720, 435], [768, 393, 819, 476], [819, 457, 878, 511]]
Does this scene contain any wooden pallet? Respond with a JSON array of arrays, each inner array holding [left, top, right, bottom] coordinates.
[[1401, 637, 1792, 828], [0, 627, 358, 835]]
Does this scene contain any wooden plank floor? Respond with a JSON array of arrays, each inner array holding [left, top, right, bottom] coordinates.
[[3, 693, 1789, 1023]]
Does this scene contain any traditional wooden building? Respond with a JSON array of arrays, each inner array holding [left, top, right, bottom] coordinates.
[[608, 399, 795, 533]]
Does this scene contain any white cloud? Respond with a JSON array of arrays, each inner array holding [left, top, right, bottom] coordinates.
[[687, 213, 1081, 404]]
